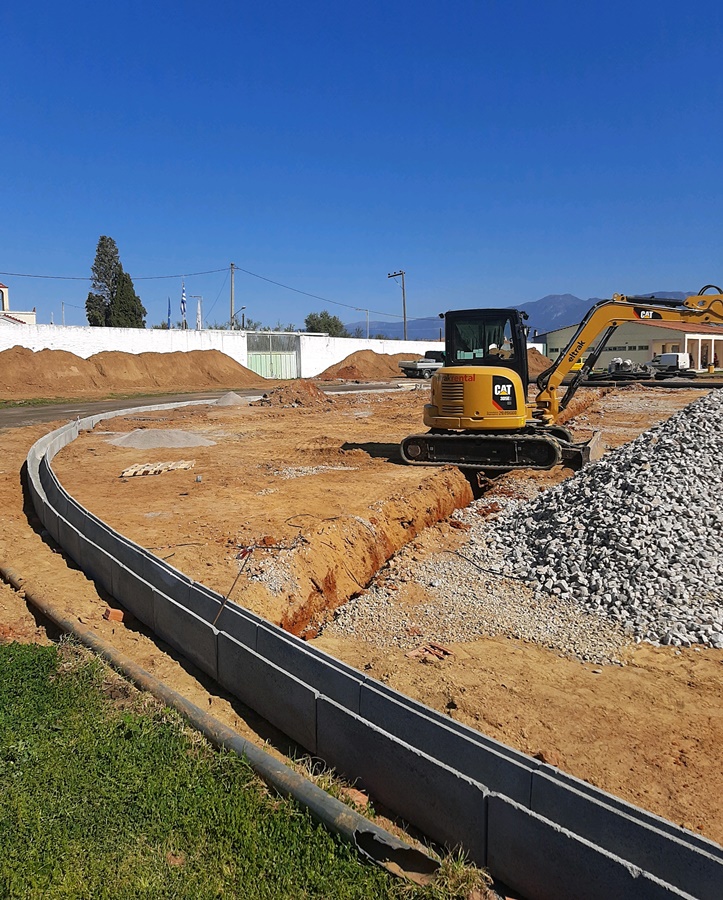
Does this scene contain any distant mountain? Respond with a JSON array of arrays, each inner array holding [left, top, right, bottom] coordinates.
[[345, 291, 693, 340]]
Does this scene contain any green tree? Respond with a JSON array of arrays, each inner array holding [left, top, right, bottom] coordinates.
[[108, 271, 146, 327], [304, 310, 349, 337], [85, 236, 145, 327]]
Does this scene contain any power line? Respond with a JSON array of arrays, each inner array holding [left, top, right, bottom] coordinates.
[[231, 265, 405, 319], [0, 263, 406, 320], [0, 267, 227, 281]]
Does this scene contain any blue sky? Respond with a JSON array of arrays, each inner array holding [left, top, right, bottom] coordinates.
[[2, 1, 722, 328]]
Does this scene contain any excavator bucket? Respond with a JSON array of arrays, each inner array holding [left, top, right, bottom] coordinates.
[[560, 431, 604, 469]]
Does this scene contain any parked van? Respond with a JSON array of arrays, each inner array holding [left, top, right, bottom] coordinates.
[[650, 352, 690, 371]]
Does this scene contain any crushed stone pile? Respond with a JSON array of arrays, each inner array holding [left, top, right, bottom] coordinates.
[[251, 379, 332, 408], [216, 391, 246, 406], [108, 429, 216, 449], [479, 389, 723, 649]]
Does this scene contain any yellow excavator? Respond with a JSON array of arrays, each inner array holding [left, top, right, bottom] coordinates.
[[401, 285, 723, 471]]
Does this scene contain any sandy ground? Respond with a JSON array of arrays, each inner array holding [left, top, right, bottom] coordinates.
[[1, 383, 722, 846]]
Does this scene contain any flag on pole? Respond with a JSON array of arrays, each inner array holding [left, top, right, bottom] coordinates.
[[167, 296, 171, 329], [180, 280, 187, 328], [196, 297, 202, 330]]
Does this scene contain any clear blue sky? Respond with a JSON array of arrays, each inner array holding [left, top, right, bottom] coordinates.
[[2, 1, 722, 328]]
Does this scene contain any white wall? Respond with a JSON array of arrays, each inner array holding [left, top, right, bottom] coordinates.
[[298, 334, 441, 377], [0, 324, 442, 379]]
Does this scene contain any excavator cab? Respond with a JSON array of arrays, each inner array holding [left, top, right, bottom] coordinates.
[[445, 308, 529, 385]]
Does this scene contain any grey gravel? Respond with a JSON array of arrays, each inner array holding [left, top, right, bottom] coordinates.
[[325, 388, 723, 660], [108, 429, 216, 448]]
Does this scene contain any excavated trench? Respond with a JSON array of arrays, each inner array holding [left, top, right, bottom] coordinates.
[[49, 385, 618, 641]]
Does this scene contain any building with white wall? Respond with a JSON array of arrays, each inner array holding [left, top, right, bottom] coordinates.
[[541, 320, 723, 369], [0, 283, 37, 325]]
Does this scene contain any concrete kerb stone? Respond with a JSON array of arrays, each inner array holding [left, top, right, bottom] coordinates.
[[214, 601, 261, 650], [140, 552, 192, 606], [76, 533, 115, 595], [256, 624, 364, 713], [536, 763, 723, 860], [153, 591, 219, 682], [42, 504, 60, 545], [110, 562, 156, 629], [39, 460, 68, 519], [316, 696, 489, 866], [217, 632, 318, 753], [187, 583, 226, 623], [360, 682, 534, 806], [56, 517, 82, 568], [369, 678, 541, 776], [486, 793, 692, 900], [530, 769, 723, 900]]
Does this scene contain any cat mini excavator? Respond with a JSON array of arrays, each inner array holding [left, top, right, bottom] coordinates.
[[400, 285, 723, 472]]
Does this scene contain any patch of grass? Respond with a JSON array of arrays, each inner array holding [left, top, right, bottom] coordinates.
[[0, 642, 488, 899]]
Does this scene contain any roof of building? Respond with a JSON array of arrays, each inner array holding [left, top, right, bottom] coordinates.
[[0, 313, 26, 325]]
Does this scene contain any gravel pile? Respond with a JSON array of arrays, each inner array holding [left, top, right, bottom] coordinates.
[[326, 389, 723, 659], [108, 429, 216, 449], [480, 389, 723, 649]]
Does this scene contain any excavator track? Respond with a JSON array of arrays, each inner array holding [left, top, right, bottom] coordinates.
[[400, 430, 597, 471]]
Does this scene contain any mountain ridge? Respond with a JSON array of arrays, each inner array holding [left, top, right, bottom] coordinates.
[[344, 291, 693, 339]]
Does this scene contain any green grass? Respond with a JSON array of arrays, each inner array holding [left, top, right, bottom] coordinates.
[[0, 642, 487, 900]]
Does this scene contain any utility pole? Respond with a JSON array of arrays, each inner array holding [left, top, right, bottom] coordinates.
[[387, 270, 407, 340], [61, 302, 65, 327], [230, 262, 236, 328]]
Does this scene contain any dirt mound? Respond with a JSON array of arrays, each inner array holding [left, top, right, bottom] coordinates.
[[0, 346, 104, 396], [0, 345, 265, 400], [251, 379, 332, 408], [527, 347, 554, 378], [318, 350, 409, 381]]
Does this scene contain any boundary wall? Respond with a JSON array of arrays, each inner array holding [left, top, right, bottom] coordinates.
[[0, 323, 438, 378], [25, 402, 723, 900]]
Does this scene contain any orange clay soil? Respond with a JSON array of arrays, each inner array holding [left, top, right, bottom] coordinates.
[[1, 383, 722, 845], [0, 346, 266, 399]]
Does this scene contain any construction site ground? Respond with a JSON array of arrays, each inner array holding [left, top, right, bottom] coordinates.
[[1, 380, 721, 848]]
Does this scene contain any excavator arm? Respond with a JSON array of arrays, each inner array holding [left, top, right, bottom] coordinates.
[[533, 286, 723, 424]]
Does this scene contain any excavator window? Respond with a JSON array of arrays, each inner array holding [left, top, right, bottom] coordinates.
[[449, 314, 516, 365]]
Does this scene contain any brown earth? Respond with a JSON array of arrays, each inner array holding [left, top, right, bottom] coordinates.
[[0, 346, 265, 400], [1, 383, 722, 846], [317, 349, 419, 381], [526, 347, 554, 378]]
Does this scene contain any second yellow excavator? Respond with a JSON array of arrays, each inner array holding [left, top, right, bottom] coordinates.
[[400, 285, 723, 471]]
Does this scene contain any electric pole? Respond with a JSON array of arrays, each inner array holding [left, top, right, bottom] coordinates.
[[230, 262, 236, 328], [387, 270, 407, 340]]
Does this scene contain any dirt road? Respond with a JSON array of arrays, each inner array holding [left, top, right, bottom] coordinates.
[[1, 382, 721, 845]]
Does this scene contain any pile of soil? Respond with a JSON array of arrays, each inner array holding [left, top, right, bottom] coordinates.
[[527, 347, 554, 378], [251, 379, 332, 408], [318, 350, 412, 381], [0, 346, 265, 400], [319, 348, 553, 382]]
